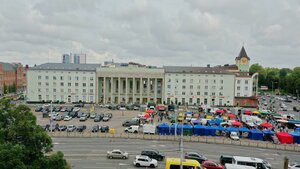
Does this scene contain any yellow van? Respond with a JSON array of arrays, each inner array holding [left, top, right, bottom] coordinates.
[[165, 158, 204, 169], [177, 113, 184, 122]]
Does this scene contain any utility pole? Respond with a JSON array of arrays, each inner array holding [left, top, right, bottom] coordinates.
[[180, 122, 183, 169], [284, 156, 289, 169]]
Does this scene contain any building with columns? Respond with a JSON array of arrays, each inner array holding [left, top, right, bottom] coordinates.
[[96, 62, 164, 104]]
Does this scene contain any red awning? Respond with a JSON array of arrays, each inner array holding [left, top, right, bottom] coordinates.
[[260, 122, 273, 128], [146, 109, 154, 114], [231, 121, 242, 127], [244, 110, 252, 115]]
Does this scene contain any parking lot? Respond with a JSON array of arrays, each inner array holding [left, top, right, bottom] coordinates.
[[30, 104, 146, 134]]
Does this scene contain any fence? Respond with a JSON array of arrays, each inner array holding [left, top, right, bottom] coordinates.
[[48, 132, 300, 152]]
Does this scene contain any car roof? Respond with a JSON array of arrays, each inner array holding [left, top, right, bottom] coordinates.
[[136, 155, 150, 159]]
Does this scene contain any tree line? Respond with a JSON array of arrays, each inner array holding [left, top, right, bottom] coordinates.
[[250, 64, 300, 96]]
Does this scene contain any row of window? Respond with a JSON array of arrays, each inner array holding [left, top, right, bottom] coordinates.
[[38, 75, 94, 81], [38, 95, 94, 102], [38, 82, 93, 87], [38, 88, 94, 93], [236, 93, 249, 97], [168, 79, 224, 84], [237, 86, 249, 90], [167, 91, 223, 96], [237, 79, 249, 84], [167, 74, 223, 77], [167, 85, 223, 90], [167, 98, 225, 105]]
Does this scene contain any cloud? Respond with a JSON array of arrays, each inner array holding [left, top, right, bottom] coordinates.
[[0, 0, 299, 68]]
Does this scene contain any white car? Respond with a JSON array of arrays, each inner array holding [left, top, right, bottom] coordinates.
[[73, 107, 80, 112], [289, 162, 300, 169], [120, 107, 126, 111], [67, 125, 76, 132], [133, 155, 158, 168], [64, 115, 72, 121], [230, 132, 240, 141]]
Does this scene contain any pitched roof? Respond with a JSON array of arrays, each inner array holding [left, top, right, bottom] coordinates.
[[29, 63, 101, 71], [164, 66, 234, 74], [0, 62, 16, 71], [235, 46, 250, 60]]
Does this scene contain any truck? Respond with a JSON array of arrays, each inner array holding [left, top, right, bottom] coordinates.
[[124, 125, 139, 133], [142, 124, 156, 134]]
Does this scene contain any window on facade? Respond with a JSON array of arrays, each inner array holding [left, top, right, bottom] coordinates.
[[197, 85, 200, 89], [90, 83, 94, 87], [60, 82, 64, 86], [237, 80, 240, 84], [190, 92, 193, 95], [167, 85, 171, 89], [219, 99, 223, 106], [245, 86, 248, 90], [182, 79, 186, 83], [176, 79, 178, 83], [220, 86, 223, 90], [53, 76, 56, 80], [245, 80, 249, 84], [53, 95, 56, 101], [198, 79, 201, 83], [204, 92, 208, 96], [237, 92, 240, 96], [75, 76, 79, 80], [38, 76, 41, 80], [53, 89, 56, 92], [182, 92, 186, 95], [45, 76, 49, 80], [38, 95, 42, 100], [38, 88, 41, 92], [237, 86, 240, 90], [220, 80, 224, 84], [190, 79, 193, 83], [68, 76, 71, 80], [90, 77, 94, 81], [60, 76, 63, 80], [68, 83, 71, 87], [197, 92, 200, 95], [189, 98, 193, 103], [190, 85, 193, 89], [90, 89, 93, 93], [46, 82, 49, 86], [212, 92, 215, 96], [68, 89, 71, 93], [213, 79, 216, 84], [182, 85, 186, 89], [205, 86, 208, 89], [219, 92, 223, 96], [168, 79, 171, 82], [75, 83, 78, 87], [83, 89, 86, 93], [167, 92, 171, 96], [83, 83, 86, 87], [38, 82, 41, 86]]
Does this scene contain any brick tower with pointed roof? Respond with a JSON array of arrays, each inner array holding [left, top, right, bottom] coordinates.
[[235, 46, 250, 73]]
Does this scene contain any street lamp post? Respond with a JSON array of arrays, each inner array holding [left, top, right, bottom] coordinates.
[[271, 81, 277, 96]]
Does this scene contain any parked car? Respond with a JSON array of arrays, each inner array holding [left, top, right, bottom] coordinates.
[[107, 149, 129, 159], [79, 114, 87, 121], [219, 155, 233, 166], [63, 112, 70, 118], [230, 132, 240, 141], [64, 115, 72, 121], [77, 125, 87, 132], [86, 112, 90, 118], [69, 111, 77, 118], [90, 113, 97, 119], [288, 162, 300, 169], [100, 126, 109, 133], [185, 152, 208, 164], [74, 103, 84, 107], [77, 112, 84, 118], [103, 114, 110, 121], [60, 107, 66, 112], [293, 107, 300, 112], [133, 155, 158, 168], [122, 119, 139, 127], [141, 150, 164, 161], [202, 161, 224, 169], [67, 125, 76, 132], [66, 107, 73, 112], [92, 125, 100, 132], [73, 107, 80, 112], [35, 107, 43, 112], [55, 115, 63, 121], [58, 125, 67, 131], [94, 115, 102, 122]]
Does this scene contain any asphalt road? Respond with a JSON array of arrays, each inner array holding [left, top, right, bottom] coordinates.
[[52, 137, 299, 169]]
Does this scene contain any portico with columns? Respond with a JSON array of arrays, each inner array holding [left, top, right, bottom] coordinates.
[[96, 66, 164, 104]]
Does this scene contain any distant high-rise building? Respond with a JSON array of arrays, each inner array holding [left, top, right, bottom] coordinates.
[[73, 53, 86, 64], [62, 54, 72, 63]]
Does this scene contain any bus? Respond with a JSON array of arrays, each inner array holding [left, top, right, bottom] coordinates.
[[232, 156, 271, 169], [165, 158, 203, 169]]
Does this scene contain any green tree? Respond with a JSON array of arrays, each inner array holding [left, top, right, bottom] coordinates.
[[250, 63, 266, 86], [3, 83, 7, 94], [0, 99, 69, 169], [12, 82, 17, 93]]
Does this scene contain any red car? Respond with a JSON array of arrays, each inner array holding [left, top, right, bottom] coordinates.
[[202, 161, 224, 169]]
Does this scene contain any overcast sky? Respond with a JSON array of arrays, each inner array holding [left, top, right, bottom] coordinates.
[[0, 0, 299, 68]]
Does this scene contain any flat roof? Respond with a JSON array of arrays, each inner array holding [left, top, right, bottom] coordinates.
[[164, 66, 234, 74], [233, 156, 264, 163], [29, 63, 100, 71]]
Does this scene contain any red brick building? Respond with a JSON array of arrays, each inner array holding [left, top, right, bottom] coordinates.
[[0, 62, 27, 96]]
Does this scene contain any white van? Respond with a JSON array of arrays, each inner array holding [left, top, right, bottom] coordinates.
[[232, 156, 271, 169], [124, 125, 139, 133], [225, 164, 255, 169], [143, 124, 156, 134]]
